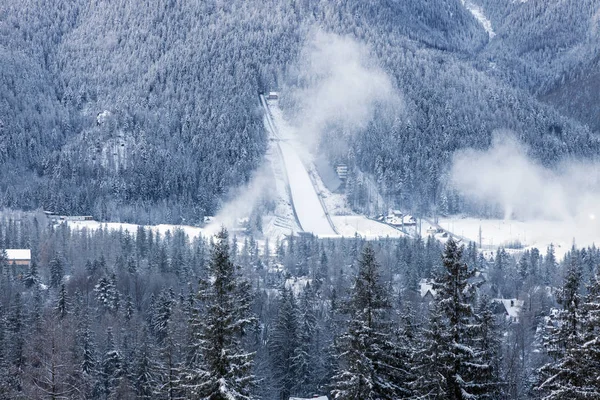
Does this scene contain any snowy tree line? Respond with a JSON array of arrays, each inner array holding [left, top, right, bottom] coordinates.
[[0, 214, 600, 398], [1, 0, 599, 222]]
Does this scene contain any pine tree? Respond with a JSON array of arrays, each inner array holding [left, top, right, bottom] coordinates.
[[472, 295, 503, 398], [416, 238, 491, 399], [544, 244, 558, 285], [412, 303, 447, 398], [270, 286, 300, 400], [49, 255, 64, 288], [152, 289, 174, 345], [56, 283, 70, 319], [80, 317, 97, 378], [134, 330, 158, 400], [295, 284, 323, 395], [124, 294, 134, 321], [536, 249, 587, 399], [6, 292, 25, 392], [186, 227, 256, 399], [575, 265, 600, 397], [22, 260, 39, 288], [331, 244, 411, 399], [94, 274, 120, 315], [101, 327, 124, 399]]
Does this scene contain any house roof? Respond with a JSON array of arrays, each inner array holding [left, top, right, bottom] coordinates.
[[419, 279, 436, 298], [403, 214, 416, 224], [5, 249, 31, 261], [494, 298, 524, 319]]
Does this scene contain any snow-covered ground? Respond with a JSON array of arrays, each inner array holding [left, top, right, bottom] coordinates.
[[67, 220, 206, 240], [331, 215, 405, 239], [436, 217, 598, 259], [461, 0, 495, 39], [261, 131, 303, 238]]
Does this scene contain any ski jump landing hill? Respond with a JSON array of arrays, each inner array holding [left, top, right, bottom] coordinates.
[[260, 93, 337, 237], [260, 93, 405, 239]]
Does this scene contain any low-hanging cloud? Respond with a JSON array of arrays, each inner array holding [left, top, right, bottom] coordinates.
[[450, 131, 600, 228], [287, 29, 402, 148]]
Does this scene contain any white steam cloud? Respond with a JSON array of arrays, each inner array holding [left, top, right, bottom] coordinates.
[[204, 164, 272, 236], [450, 131, 600, 244], [288, 29, 401, 148]]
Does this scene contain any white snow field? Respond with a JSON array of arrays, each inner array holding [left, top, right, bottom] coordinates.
[[262, 95, 337, 236], [331, 215, 405, 239], [436, 217, 598, 259], [67, 220, 205, 240]]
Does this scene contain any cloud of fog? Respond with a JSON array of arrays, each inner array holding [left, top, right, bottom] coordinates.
[[204, 164, 273, 236], [287, 29, 402, 149], [450, 131, 600, 230]]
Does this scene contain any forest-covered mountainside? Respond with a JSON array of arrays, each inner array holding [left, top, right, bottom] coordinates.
[[0, 0, 599, 222]]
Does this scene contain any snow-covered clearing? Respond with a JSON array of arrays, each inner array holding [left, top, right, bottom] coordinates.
[[331, 215, 405, 239], [67, 220, 205, 240], [436, 217, 598, 259], [461, 0, 495, 39]]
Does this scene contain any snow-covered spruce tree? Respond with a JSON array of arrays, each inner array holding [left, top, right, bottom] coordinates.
[[49, 254, 64, 288], [101, 327, 125, 399], [134, 329, 158, 400], [56, 283, 70, 319], [576, 264, 600, 397], [417, 238, 494, 399], [331, 244, 411, 399], [185, 227, 256, 399], [76, 313, 98, 397], [22, 260, 39, 288], [472, 295, 503, 398], [412, 302, 447, 398], [270, 285, 300, 400], [94, 273, 120, 315], [295, 283, 325, 395], [536, 249, 589, 399]]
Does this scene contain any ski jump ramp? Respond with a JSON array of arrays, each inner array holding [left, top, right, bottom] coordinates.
[[260, 94, 338, 236]]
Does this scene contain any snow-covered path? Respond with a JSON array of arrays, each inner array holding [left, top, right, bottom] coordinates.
[[261, 95, 337, 236]]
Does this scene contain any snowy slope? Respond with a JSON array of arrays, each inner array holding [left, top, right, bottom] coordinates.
[[264, 96, 337, 236], [331, 216, 405, 239], [278, 140, 337, 236], [263, 95, 409, 239], [462, 0, 495, 39]]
